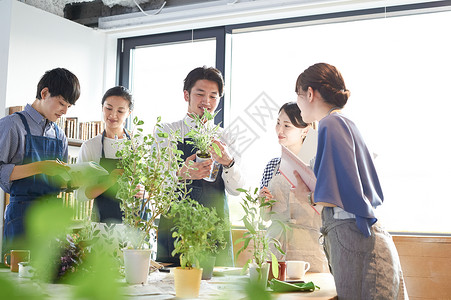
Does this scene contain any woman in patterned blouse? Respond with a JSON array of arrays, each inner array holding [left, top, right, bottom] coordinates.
[[259, 102, 328, 272]]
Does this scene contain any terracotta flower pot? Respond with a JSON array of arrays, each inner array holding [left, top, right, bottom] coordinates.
[[267, 260, 286, 281], [123, 249, 152, 284], [173, 267, 203, 298]]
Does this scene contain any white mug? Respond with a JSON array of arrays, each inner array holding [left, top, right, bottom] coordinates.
[[286, 260, 310, 280]]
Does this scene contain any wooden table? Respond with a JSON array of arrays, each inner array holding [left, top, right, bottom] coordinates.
[[0, 267, 336, 299], [273, 273, 337, 299]]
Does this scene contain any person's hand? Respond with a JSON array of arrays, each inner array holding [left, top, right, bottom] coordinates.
[[210, 140, 233, 167], [110, 168, 124, 181], [68, 171, 83, 189], [134, 183, 146, 199], [37, 160, 70, 177], [259, 187, 274, 203], [178, 154, 212, 180], [292, 170, 311, 203]]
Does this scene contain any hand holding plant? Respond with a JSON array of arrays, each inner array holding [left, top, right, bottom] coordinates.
[[178, 153, 213, 180], [186, 109, 222, 158]]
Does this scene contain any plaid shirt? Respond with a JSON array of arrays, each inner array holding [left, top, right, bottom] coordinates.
[[259, 157, 281, 190]]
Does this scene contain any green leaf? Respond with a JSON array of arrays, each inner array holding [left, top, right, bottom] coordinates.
[[271, 253, 278, 279], [269, 279, 320, 293], [211, 143, 222, 157], [157, 132, 169, 138], [243, 218, 256, 235]]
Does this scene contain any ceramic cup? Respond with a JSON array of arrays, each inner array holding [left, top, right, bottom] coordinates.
[[4, 250, 30, 272], [286, 260, 310, 280]]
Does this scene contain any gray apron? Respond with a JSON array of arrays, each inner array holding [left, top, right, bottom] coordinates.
[[266, 172, 329, 272]]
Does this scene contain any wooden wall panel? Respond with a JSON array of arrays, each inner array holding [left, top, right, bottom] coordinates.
[[393, 235, 451, 300]]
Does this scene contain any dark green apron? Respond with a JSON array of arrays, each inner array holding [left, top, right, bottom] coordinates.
[[93, 130, 130, 224], [156, 138, 234, 266]]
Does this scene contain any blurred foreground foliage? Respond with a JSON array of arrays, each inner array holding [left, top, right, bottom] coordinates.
[[0, 196, 124, 300]]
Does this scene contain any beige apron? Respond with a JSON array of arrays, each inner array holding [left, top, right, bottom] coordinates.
[[267, 172, 329, 273]]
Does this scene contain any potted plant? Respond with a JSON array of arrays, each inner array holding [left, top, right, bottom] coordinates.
[[115, 116, 187, 284], [199, 216, 229, 280], [185, 108, 222, 182], [235, 187, 285, 287], [265, 218, 291, 282], [168, 196, 227, 298]]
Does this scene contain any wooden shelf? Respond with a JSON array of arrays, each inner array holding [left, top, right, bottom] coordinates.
[[68, 139, 84, 147]]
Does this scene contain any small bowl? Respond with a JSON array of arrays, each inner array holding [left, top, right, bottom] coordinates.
[[18, 262, 35, 278]]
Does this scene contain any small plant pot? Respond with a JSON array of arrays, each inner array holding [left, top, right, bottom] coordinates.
[[196, 152, 220, 182], [267, 260, 286, 281], [199, 255, 216, 280], [173, 267, 203, 298], [123, 249, 152, 284], [249, 262, 270, 288]]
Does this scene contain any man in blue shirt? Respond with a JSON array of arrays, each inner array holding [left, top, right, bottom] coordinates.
[[0, 68, 81, 253]]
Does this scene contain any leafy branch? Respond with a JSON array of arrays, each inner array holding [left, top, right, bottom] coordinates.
[[235, 187, 285, 279], [185, 109, 222, 158], [116, 116, 187, 249]]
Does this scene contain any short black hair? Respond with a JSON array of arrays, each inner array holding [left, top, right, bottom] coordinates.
[[36, 68, 80, 105], [183, 66, 224, 97], [279, 102, 310, 128], [101, 86, 134, 111]]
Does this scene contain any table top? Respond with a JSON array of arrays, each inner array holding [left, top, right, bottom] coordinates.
[[0, 267, 336, 299]]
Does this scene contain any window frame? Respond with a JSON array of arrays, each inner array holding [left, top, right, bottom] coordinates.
[[116, 1, 451, 236], [117, 27, 226, 125]]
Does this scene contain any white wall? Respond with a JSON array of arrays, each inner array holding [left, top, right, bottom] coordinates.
[[5, 0, 107, 122], [0, 0, 13, 118], [0, 0, 110, 255], [0, 0, 13, 256]]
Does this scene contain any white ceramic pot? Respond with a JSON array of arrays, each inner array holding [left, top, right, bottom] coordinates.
[[173, 267, 203, 298], [196, 153, 220, 182], [123, 249, 152, 284], [249, 262, 270, 288]]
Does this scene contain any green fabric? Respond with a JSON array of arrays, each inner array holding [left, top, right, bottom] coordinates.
[[269, 279, 320, 293]]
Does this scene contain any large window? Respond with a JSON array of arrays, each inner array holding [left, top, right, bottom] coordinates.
[[130, 39, 216, 130], [119, 28, 226, 131], [226, 11, 451, 234], [120, 6, 451, 234]]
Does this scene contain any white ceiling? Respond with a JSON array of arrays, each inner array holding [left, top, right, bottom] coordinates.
[[19, 0, 154, 17]]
